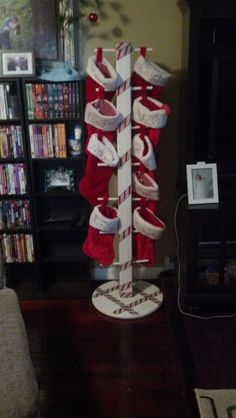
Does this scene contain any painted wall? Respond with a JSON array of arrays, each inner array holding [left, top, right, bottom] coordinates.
[[79, 0, 183, 268]]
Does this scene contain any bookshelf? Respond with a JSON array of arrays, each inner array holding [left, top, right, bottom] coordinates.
[[0, 79, 35, 282], [0, 77, 90, 297]]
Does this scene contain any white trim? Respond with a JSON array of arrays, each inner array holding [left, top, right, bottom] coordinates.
[[133, 172, 159, 200], [133, 96, 169, 129], [85, 100, 123, 131], [132, 134, 157, 170], [134, 54, 171, 87], [87, 134, 119, 167], [133, 207, 166, 239], [87, 55, 119, 91], [89, 205, 119, 233]]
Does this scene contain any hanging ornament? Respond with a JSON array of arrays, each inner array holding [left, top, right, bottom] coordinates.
[[88, 11, 98, 23]]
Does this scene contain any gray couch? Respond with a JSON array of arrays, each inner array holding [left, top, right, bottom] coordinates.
[[0, 249, 39, 417]]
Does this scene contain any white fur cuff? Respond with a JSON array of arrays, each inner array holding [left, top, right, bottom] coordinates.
[[133, 207, 165, 240], [132, 134, 157, 171], [85, 99, 123, 131], [87, 134, 119, 167], [87, 55, 119, 91], [133, 172, 159, 201], [89, 205, 119, 233], [134, 55, 171, 87], [133, 97, 169, 129]]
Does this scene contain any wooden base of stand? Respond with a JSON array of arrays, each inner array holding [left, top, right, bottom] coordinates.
[[92, 280, 163, 319]]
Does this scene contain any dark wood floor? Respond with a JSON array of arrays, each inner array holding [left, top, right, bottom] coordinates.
[[21, 281, 193, 418], [162, 273, 236, 390]]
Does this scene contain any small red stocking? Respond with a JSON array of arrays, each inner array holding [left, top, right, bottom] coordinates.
[[132, 47, 171, 100], [132, 132, 157, 178], [133, 205, 166, 265], [80, 133, 119, 205], [83, 203, 119, 266], [80, 98, 122, 205], [133, 171, 159, 213], [86, 48, 119, 103], [84, 97, 122, 148], [132, 95, 170, 148]]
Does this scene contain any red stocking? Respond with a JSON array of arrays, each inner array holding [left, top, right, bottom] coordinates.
[[133, 205, 166, 265], [132, 95, 170, 148], [86, 48, 119, 103], [133, 171, 159, 213], [83, 203, 119, 266], [132, 47, 171, 100], [132, 132, 157, 179], [80, 98, 122, 205], [80, 133, 119, 206]]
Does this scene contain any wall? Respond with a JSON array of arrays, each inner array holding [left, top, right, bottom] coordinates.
[[79, 0, 183, 271]]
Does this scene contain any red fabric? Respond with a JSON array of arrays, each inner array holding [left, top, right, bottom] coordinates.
[[80, 118, 118, 205], [134, 96, 170, 148], [132, 168, 159, 213], [133, 205, 164, 266], [79, 152, 114, 206], [86, 50, 116, 103], [132, 50, 167, 100], [134, 232, 156, 265], [132, 72, 166, 101], [86, 76, 116, 103], [83, 205, 118, 266]]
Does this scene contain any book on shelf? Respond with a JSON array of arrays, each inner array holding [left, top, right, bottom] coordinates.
[[29, 123, 67, 158], [0, 163, 26, 195], [0, 83, 20, 120], [1, 233, 34, 263], [0, 125, 24, 159], [26, 81, 80, 121], [57, 123, 67, 158]]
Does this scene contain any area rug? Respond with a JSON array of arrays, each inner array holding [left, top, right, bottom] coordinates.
[[195, 388, 236, 418]]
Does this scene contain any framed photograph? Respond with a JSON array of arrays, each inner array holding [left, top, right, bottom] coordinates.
[[0, 51, 35, 77], [44, 166, 75, 192], [186, 162, 219, 205], [0, 1, 58, 60]]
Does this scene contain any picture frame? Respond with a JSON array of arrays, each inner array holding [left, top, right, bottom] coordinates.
[[0, 51, 35, 77], [186, 162, 219, 205], [0, 1, 58, 61], [44, 166, 75, 192]]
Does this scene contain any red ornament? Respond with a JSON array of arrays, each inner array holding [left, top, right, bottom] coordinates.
[[88, 11, 98, 23]]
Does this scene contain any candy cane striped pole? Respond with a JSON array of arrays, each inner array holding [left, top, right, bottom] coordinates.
[[116, 42, 133, 299]]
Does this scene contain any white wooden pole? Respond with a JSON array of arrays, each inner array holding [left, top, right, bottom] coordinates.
[[115, 42, 133, 298]]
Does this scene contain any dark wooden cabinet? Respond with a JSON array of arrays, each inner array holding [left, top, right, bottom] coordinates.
[[178, 199, 236, 312], [0, 78, 90, 297], [0, 79, 36, 284], [179, 0, 236, 312]]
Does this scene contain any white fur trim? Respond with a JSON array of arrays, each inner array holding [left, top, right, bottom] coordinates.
[[85, 99, 122, 131], [132, 134, 157, 171], [87, 55, 119, 91], [133, 207, 165, 240], [133, 172, 159, 201], [134, 55, 171, 87], [133, 97, 168, 129], [89, 205, 119, 233], [87, 134, 119, 167]]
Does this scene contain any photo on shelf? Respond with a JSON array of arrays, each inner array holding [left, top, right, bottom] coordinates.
[[186, 162, 219, 205], [44, 166, 75, 192], [0, 51, 35, 77]]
